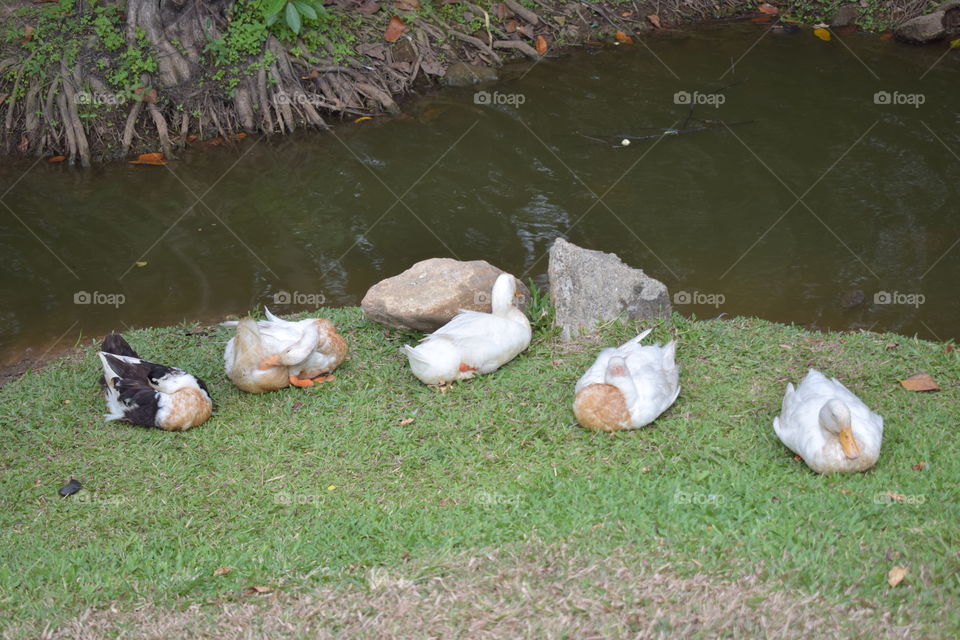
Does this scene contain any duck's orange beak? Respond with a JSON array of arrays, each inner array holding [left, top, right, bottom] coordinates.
[[838, 426, 861, 459]]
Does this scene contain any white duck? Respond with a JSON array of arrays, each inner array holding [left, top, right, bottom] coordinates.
[[403, 273, 531, 385], [773, 369, 883, 474], [573, 329, 680, 431], [222, 308, 347, 393]]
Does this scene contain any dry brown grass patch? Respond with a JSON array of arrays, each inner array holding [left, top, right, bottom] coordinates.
[[28, 543, 922, 640]]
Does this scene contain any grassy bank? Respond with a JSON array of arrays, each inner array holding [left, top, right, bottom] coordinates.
[[1, 310, 958, 636]]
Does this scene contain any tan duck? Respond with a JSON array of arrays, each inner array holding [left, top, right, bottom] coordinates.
[[223, 308, 347, 393]]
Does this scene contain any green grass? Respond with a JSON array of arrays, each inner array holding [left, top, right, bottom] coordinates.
[[1, 310, 958, 634]]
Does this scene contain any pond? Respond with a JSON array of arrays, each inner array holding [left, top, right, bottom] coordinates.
[[1, 22, 957, 365]]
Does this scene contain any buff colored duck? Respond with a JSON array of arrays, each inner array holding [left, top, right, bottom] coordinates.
[[403, 273, 531, 385], [573, 329, 680, 431], [98, 334, 212, 431], [223, 308, 347, 393], [774, 369, 883, 474]]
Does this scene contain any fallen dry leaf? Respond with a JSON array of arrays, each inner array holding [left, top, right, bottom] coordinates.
[[385, 16, 406, 42], [128, 152, 167, 165], [20, 25, 35, 45], [505, 18, 517, 33], [899, 373, 939, 392], [912, 461, 925, 471], [213, 567, 231, 576], [358, 0, 380, 14], [399, 417, 414, 426], [945, 344, 955, 353], [813, 27, 831, 41], [880, 32, 893, 40], [751, 15, 775, 23], [647, 14, 662, 29], [244, 585, 273, 595], [758, 2, 779, 15], [48, 155, 65, 163], [493, 3, 510, 19], [354, 116, 372, 123], [887, 566, 907, 587], [535, 35, 548, 55], [614, 30, 633, 44], [393, 0, 419, 10], [841, 489, 853, 495], [135, 261, 148, 267]]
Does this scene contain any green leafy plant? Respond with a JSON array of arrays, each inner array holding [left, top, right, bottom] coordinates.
[[263, 0, 328, 35]]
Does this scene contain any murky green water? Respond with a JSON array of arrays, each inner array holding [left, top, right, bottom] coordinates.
[[1, 23, 958, 364]]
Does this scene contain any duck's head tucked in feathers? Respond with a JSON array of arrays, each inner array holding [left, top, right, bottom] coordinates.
[[818, 399, 860, 459], [573, 383, 631, 432]]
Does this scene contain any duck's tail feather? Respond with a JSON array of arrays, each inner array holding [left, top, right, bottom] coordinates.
[[620, 328, 653, 350], [101, 333, 138, 359], [264, 307, 283, 323]]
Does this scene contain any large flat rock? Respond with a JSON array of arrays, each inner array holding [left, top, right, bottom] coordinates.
[[548, 238, 671, 341], [361, 258, 529, 332]]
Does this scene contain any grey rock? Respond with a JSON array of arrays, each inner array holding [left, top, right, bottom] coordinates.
[[361, 258, 529, 332], [443, 62, 498, 87], [548, 238, 671, 342], [830, 4, 859, 28], [895, 1, 960, 43]]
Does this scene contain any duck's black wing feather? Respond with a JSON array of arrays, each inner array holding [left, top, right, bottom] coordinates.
[[101, 334, 139, 358], [111, 376, 163, 428]]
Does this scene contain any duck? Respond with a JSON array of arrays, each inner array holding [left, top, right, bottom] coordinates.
[[403, 273, 531, 385], [222, 308, 347, 393], [97, 334, 213, 431], [773, 369, 883, 474], [573, 329, 680, 431]]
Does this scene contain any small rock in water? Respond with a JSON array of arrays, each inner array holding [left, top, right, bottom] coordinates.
[[443, 62, 498, 87], [839, 289, 865, 309], [894, 1, 960, 44], [621, 139, 630, 146], [548, 238, 671, 342]]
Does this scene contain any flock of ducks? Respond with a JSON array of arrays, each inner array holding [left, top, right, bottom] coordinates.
[[96, 273, 884, 474]]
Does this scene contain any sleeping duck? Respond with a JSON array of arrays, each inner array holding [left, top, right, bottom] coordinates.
[[403, 273, 531, 385], [97, 334, 213, 431], [774, 369, 883, 474], [222, 308, 347, 393], [573, 329, 680, 431]]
